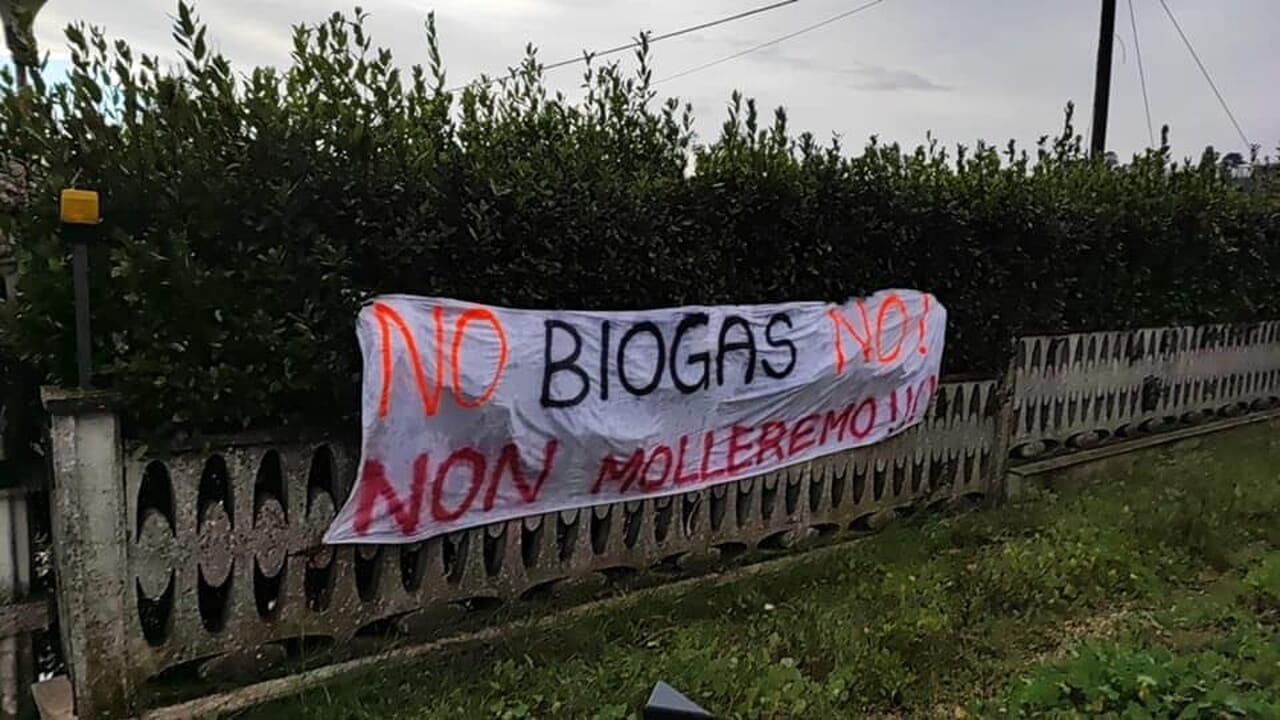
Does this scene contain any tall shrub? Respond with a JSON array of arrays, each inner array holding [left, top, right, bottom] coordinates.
[[0, 4, 1275, 435]]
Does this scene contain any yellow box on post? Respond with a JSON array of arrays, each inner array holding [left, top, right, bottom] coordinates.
[[59, 189, 100, 226]]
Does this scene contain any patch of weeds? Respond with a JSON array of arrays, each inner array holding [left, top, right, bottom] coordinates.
[[944, 496, 1054, 550], [957, 523, 1151, 622], [1149, 581, 1256, 650], [1137, 480, 1242, 572], [980, 636, 1280, 719], [1244, 551, 1280, 621], [823, 647, 917, 710]]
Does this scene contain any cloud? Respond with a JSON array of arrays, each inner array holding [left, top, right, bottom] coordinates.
[[710, 44, 948, 93], [847, 63, 949, 92]]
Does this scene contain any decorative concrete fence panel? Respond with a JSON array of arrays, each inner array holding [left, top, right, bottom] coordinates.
[[43, 379, 1004, 718], [1010, 322, 1280, 457]]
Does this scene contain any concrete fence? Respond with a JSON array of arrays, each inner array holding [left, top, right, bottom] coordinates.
[[1012, 322, 1280, 456], [9, 320, 1280, 717], [2, 247, 49, 720], [1, 483, 38, 720]]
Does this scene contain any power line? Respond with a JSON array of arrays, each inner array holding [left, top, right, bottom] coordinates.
[[448, 0, 799, 93], [1156, 0, 1251, 150], [1128, 0, 1154, 147], [655, 0, 889, 85], [544, 0, 798, 72]]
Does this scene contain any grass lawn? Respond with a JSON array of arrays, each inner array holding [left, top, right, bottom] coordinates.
[[241, 425, 1280, 719]]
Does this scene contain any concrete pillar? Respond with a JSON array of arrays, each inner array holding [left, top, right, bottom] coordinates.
[[990, 341, 1022, 504], [0, 483, 33, 719], [2, 246, 34, 717], [42, 388, 131, 719]]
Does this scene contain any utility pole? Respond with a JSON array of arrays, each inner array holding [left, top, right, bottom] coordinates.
[[1090, 0, 1118, 157]]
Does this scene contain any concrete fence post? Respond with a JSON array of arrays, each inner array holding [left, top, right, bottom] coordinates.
[[0, 483, 34, 719], [3, 249, 37, 719], [42, 388, 131, 719], [990, 339, 1023, 503]]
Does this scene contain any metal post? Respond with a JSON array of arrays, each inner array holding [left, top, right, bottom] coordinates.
[[1090, 0, 1118, 157], [59, 189, 100, 390], [71, 237, 91, 389]]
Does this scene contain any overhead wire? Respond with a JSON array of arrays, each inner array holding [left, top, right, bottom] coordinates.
[[1128, 0, 1154, 147], [1156, 0, 1251, 150], [654, 0, 890, 85], [447, 0, 799, 93]]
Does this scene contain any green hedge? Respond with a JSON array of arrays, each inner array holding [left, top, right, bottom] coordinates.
[[0, 5, 1277, 435]]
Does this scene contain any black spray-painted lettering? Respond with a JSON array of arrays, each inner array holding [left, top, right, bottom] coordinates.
[[716, 315, 757, 387], [763, 312, 797, 379], [541, 320, 589, 408], [539, 313, 799, 408], [671, 312, 710, 394], [617, 322, 665, 396]]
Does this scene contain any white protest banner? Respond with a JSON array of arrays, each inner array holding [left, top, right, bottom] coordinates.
[[324, 290, 946, 544]]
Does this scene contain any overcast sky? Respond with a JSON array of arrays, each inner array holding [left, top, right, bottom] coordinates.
[[18, 0, 1280, 161]]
